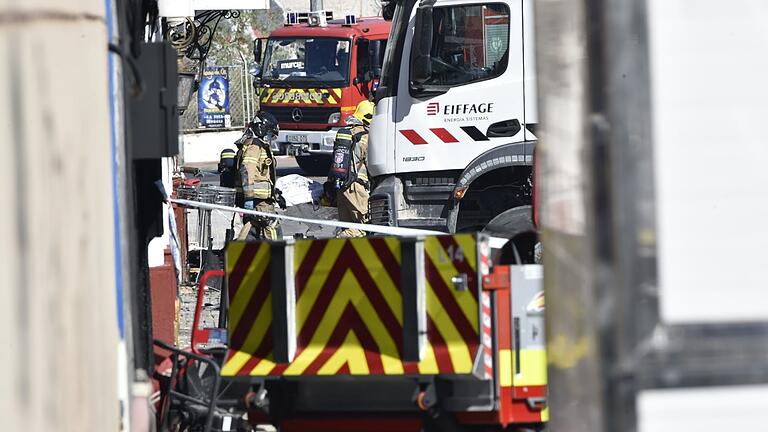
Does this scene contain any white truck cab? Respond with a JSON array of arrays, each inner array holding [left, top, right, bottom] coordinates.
[[369, 0, 537, 233]]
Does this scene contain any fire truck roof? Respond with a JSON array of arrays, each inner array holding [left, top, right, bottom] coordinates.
[[270, 17, 391, 39]]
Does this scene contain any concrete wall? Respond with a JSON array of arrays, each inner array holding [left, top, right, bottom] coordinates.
[[279, 0, 382, 18], [0, 0, 119, 431], [183, 130, 242, 164]]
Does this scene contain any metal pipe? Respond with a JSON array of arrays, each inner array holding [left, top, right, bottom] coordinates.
[[191, 269, 225, 353], [237, 51, 252, 121], [244, 64, 251, 121], [537, 0, 656, 430], [240, 64, 247, 127], [534, 0, 604, 430], [310, 0, 323, 11], [593, 0, 656, 429]]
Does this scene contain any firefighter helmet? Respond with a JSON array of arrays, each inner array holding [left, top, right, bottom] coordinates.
[[352, 100, 374, 126], [248, 111, 280, 142]]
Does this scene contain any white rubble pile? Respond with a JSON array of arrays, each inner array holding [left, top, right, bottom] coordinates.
[[275, 174, 324, 207]]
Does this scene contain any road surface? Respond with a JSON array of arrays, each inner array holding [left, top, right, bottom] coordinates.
[[190, 155, 326, 184]]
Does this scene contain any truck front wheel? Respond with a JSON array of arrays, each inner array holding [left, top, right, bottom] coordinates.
[[296, 155, 331, 176], [482, 205, 538, 264]]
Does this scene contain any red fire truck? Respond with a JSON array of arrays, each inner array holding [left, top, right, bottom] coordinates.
[[155, 233, 548, 432], [253, 13, 390, 174]]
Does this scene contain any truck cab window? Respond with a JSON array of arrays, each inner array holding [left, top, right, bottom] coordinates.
[[263, 37, 352, 85], [420, 3, 510, 87]]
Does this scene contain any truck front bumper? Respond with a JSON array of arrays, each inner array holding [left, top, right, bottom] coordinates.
[[275, 129, 338, 156], [369, 174, 457, 232]]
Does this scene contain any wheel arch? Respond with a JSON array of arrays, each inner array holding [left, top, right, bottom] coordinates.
[[447, 141, 536, 232], [451, 140, 536, 201]]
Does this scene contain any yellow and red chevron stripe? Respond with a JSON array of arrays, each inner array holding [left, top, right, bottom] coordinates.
[[222, 235, 482, 377], [422, 235, 480, 374], [259, 87, 342, 105]]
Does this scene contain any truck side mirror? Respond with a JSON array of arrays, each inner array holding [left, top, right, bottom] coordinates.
[[249, 62, 263, 88], [382, 0, 396, 20], [374, 85, 387, 104], [410, 5, 434, 86], [249, 62, 262, 77], [356, 38, 372, 84], [369, 40, 383, 79], [253, 39, 263, 63], [252, 38, 268, 89]]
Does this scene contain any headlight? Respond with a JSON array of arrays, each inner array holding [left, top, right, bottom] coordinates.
[[327, 112, 341, 124]]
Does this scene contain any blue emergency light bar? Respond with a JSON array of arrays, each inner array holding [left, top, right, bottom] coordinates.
[[284, 11, 334, 26], [345, 14, 357, 25]]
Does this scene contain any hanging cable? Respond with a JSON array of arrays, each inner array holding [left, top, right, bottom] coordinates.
[[108, 43, 145, 97]]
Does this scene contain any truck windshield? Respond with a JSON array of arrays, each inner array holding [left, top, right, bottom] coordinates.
[[262, 37, 352, 87]]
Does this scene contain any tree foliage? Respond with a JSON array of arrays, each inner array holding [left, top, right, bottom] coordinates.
[[207, 2, 285, 67]]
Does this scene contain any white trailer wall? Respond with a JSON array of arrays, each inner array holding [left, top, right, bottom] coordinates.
[[649, 0, 768, 323], [640, 1, 768, 430], [0, 1, 119, 430], [279, 0, 382, 17]]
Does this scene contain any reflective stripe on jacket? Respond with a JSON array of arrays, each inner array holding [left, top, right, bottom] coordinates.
[[348, 124, 368, 185], [235, 139, 276, 200]]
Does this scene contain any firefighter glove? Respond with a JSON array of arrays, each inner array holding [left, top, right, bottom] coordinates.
[[322, 181, 337, 207], [275, 188, 287, 210]]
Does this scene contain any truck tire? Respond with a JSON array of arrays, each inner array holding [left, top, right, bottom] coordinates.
[[483, 205, 534, 237], [482, 205, 538, 264], [296, 155, 332, 176]]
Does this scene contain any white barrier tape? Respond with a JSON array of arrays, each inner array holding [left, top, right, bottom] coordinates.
[[170, 198, 515, 250], [170, 198, 443, 238]]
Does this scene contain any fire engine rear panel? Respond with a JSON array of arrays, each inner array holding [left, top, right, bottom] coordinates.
[[222, 234, 484, 377]]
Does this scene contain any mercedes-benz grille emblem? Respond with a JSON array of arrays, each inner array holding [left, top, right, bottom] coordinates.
[[291, 108, 303, 122]]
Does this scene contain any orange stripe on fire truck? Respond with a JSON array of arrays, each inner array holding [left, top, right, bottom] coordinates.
[[259, 87, 342, 105]]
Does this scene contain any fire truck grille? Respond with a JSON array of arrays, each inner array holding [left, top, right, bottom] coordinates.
[[263, 106, 339, 124]]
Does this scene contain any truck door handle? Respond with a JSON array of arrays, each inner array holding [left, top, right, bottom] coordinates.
[[513, 317, 521, 374], [487, 119, 521, 138]]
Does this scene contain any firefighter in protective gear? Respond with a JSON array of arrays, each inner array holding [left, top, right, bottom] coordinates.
[[235, 111, 283, 241], [218, 148, 237, 188], [329, 100, 373, 237]]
